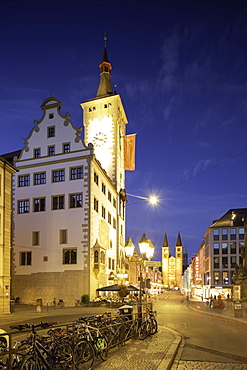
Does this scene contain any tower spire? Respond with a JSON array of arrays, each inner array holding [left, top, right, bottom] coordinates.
[[176, 231, 182, 246], [163, 232, 169, 247], [96, 33, 113, 98]]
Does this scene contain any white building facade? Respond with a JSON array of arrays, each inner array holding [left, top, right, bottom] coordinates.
[[11, 47, 128, 305]]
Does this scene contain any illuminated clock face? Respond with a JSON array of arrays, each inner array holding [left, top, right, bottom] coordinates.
[[92, 132, 107, 147]]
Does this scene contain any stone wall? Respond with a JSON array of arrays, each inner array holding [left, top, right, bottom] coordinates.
[[12, 270, 89, 306]]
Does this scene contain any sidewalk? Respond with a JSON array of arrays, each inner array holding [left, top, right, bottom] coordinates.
[[0, 304, 182, 370]]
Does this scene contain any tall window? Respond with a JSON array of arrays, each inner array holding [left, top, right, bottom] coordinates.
[[222, 271, 229, 284], [18, 200, 29, 214], [222, 242, 228, 254], [94, 172, 99, 185], [52, 196, 65, 210], [70, 167, 83, 180], [213, 243, 219, 255], [239, 228, 244, 240], [100, 251, 105, 264], [70, 194, 82, 208], [214, 272, 220, 285], [94, 198, 99, 212], [108, 212, 111, 224], [63, 249, 77, 264], [230, 228, 236, 240], [222, 256, 228, 268], [102, 206, 106, 219], [213, 229, 219, 241], [47, 126, 55, 137], [214, 257, 219, 268], [32, 231, 39, 246], [60, 229, 67, 244], [108, 191, 112, 202], [34, 198, 45, 212], [231, 256, 237, 268], [34, 172, 46, 185], [94, 250, 99, 263], [230, 242, 236, 254], [20, 252, 32, 266], [18, 175, 30, 187], [102, 183, 106, 194], [63, 143, 70, 153], [52, 170, 65, 182], [222, 229, 228, 240]]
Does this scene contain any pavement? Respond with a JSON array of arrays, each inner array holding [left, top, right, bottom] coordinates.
[[0, 297, 247, 370]]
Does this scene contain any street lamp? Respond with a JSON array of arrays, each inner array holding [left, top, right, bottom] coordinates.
[[124, 234, 154, 321]]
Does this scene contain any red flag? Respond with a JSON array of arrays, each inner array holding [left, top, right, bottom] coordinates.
[[124, 134, 136, 171]]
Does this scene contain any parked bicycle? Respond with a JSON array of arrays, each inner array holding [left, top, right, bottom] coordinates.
[[10, 322, 73, 370], [138, 310, 158, 340]]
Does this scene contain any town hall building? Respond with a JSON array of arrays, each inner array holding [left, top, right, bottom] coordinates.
[[9, 46, 129, 305]]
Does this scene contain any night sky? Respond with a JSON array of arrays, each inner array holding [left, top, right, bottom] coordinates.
[[1, 0, 247, 261]]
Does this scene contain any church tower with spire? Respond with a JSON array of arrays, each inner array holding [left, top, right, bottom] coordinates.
[[162, 231, 184, 289]]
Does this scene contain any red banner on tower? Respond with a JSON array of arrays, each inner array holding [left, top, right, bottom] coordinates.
[[124, 134, 136, 171]]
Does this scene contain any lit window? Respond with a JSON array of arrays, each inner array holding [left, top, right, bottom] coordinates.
[[222, 271, 229, 284], [63, 249, 77, 264], [214, 272, 220, 285]]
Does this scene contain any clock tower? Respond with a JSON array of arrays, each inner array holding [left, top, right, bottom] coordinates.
[[81, 45, 128, 191]]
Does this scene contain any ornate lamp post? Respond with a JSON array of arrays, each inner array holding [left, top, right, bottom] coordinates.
[[124, 233, 154, 321]]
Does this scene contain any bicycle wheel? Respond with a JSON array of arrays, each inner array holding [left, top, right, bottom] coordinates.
[[74, 339, 95, 370], [138, 321, 149, 340], [96, 335, 108, 361], [53, 342, 74, 369], [149, 318, 158, 335], [20, 355, 40, 370]]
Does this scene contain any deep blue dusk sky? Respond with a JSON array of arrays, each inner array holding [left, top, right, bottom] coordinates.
[[1, 0, 247, 261]]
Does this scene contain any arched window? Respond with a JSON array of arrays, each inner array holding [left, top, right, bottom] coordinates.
[[100, 251, 105, 264], [94, 250, 99, 263]]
